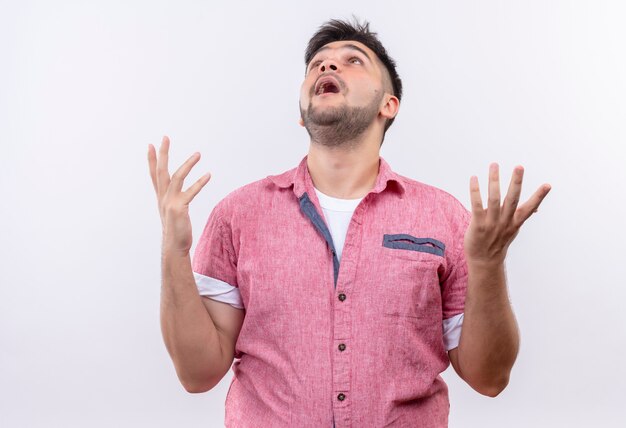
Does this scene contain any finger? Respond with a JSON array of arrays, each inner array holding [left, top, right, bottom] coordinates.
[[169, 152, 202, 194], [501, 165, 524, 221], [157, 136, 171, 198], [469, 175, 484, 214], [148, 144, 158, 195], [514, 184, 552, 225], [183, 172, 212, 202], [487, 163, 501, 223]]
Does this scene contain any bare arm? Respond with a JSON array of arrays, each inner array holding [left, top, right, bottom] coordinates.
[[448, 261, 518, 397], [449, 163, 551, 396], [148, 136, 241, 393], [160, 249, 232, 393]]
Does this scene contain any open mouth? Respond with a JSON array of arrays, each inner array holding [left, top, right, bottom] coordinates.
[[315, 78, 341, 96]]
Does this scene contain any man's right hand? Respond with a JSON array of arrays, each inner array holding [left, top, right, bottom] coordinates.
[[147, 135, 211, 257]]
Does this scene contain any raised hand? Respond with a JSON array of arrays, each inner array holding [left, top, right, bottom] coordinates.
[[464, 163, 551, 267], [147, 136, 211, 257]]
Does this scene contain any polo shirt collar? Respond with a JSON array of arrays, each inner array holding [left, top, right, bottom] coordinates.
[[268, 154, 406, 198]]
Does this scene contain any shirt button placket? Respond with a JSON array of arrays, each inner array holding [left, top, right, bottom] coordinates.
[[335, 293, 350, 424], [332, 207, 364, 427]]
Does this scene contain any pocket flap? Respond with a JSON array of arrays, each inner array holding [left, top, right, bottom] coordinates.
[[382, 234, 445, 257]]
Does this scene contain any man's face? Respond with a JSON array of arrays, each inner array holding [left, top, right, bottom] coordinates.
[[299, 40, 390, 138]]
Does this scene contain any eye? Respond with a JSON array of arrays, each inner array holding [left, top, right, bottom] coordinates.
[[348, 56, 363, 65]]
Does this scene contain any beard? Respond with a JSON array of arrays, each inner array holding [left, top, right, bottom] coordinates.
[[299, 91, 384, 148]]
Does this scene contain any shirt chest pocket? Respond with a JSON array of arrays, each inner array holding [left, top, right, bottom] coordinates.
[[379, 234, 445, 320], [382, 234, 446, 259]]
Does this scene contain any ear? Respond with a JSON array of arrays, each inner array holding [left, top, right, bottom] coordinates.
[[379, 95, 400, 121], [298, 117, 305, 127]]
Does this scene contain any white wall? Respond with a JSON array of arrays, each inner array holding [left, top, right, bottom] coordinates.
[[1, 1, 625, 426]]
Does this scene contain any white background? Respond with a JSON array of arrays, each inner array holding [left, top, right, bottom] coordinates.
[[1, 1, 625, 427]]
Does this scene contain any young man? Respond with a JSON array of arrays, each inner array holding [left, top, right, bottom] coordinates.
[[148, 18, 551, 428]]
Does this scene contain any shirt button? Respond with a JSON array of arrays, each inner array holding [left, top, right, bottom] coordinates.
[[337, 393, 346, 401], [338, 343, 346, 351], [338, 293, 346, 301]]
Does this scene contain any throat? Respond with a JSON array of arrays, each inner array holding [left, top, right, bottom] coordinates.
[[307, 154, 379, 199]]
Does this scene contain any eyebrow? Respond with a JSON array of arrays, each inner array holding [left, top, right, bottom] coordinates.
[[308, 43, 372, 66]]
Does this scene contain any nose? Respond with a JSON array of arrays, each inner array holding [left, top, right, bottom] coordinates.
[[319, 59, 338, 73]]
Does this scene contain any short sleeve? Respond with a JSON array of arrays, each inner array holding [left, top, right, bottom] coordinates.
[[191, 200, 238, 289], [440, 203, 472, 320]]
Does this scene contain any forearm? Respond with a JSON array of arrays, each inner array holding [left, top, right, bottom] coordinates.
[[160, 249, 225, 392], [456, 261, 520, 395]]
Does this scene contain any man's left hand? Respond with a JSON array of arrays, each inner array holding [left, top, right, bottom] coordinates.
[[464, 163, 552, 267]]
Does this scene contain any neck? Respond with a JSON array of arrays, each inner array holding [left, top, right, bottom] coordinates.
[[306, 134, 381, 199]]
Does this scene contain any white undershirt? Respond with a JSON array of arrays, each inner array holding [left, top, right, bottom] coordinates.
[[193, 186, 464, 351], [313, 187, 363, 263]]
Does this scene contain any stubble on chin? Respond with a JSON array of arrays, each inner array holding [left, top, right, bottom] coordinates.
[[299, 94, 383, 148]]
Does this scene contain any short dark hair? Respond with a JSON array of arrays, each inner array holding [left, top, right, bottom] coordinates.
[[304, 17, 403, 139]]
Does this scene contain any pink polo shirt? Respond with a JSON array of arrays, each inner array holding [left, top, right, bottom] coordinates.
[[191, 154, 471, 427]]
